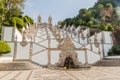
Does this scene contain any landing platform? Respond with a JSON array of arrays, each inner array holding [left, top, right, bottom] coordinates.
[[105, 56, 120, 60], [0, 57, 40, 71], [0, 57, 13, 63]]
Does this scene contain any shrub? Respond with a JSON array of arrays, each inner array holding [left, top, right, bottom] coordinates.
[[0, 40, 11, 55], [108, 45, 120, 56]]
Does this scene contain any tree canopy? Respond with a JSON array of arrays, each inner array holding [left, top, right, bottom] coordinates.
[[0, 0, 34, 38], [59, 0, 120, 31]]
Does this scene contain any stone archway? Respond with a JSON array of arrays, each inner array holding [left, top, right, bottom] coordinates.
[[64, 57, 74, 69]]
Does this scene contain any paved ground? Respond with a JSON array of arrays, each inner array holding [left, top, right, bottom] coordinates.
[[0, 58, 120, 80], [0, 66, 120, 80]]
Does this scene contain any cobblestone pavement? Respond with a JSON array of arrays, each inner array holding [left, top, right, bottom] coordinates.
[[0, 67, 120, 80]]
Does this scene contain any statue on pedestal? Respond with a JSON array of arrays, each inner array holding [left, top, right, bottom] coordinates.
[[48, 16, 52, 24]]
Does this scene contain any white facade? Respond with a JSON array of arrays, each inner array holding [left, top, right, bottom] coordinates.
[[1, 17, 113, 66]]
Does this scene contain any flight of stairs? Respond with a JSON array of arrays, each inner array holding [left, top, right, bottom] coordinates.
[[94, 58, 120, 67], [0, 61, 40, 71]]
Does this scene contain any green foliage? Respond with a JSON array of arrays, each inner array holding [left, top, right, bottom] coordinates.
[[9, 17, 16, 26], [99, 23, 114, 31], [0, 0, 35, 38], [15, 17, 24, 32], [59, 0, 119, 31], [77, 19, 85, 25], [9, 7, 22, 17], [98, 4, 104, 9], [0, 40, 11, 55], [94, 0, 116, 7], [0, 0, 34, 26], [88, 21, 93, 27], [108, 45, 120, 56], [24, 15, 34, 24], [9, 17, 25, 32], [0, 26, 2, 39]]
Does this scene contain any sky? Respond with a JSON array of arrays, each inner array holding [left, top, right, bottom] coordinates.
[[23, 0, 98, 25]]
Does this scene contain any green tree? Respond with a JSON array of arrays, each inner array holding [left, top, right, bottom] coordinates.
[[1, 0, 25, 24], [98, 4, 104, 9], [94, 0, 115, 7], [59, 0, 119, 31], [78, 8, 92, 21], [77, 19, 85, 25]]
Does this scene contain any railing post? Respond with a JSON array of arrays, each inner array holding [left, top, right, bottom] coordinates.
[[84, 45, 88, 65], [48, 36, 51, 65], [13, 36, 17, 61]]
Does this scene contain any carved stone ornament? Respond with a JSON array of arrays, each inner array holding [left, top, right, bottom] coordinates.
[[20, 31, 28, 47], [94, 38, 99, 47], [57, 51, 81, 67], [68, 25, 71, 33], [94, 33, 99, 47], [59, 35, 75, 50], [81, 30, 85, 40], [63, 25, 66, 30], [48, 16, 52, 24], [38, 15, 42, 24], [73, 30, 77, 36], [56, 38, 64, 43], [57, 35, 81, 67]]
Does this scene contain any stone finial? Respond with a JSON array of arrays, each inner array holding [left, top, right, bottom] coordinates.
[[38, 15, 42, 24], [73, 29, 77, 36], [63, 24, 66, 30], [22, 31, 26, 42], [98, 48, 101, 55], [94, 33, 100, 47], [15, 35, 17, 42], [20, 31, 27, 46], [81, 29, 85, 40], [86, 29, 90, 37], [68, 25, 71, 33], [48, 16, 52, 24]]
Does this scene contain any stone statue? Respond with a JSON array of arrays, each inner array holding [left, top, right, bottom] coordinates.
[[20, 31, 27, 46], [48, 16, 52, 24]]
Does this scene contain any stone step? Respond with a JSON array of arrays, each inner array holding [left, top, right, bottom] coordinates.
[[94, 60, 120, 67], [105, 56, 120, 60], [0, 61, 39, 71]]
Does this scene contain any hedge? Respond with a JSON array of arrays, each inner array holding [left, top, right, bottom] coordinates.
[[0, 40, 11, 55], [108, 45, 120, 56]]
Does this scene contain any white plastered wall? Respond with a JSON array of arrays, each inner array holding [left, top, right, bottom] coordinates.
[[15, 43, 30, 60], [32, 50, 48, 65], [76, 50, 100, 64], [51, 51, 60, 65], [2, 26, 14, 41], [14, 27, 22, 42]]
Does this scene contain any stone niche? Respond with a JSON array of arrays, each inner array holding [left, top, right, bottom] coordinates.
[[57, 50, 81, 67], [56, 35, 82, 68]]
